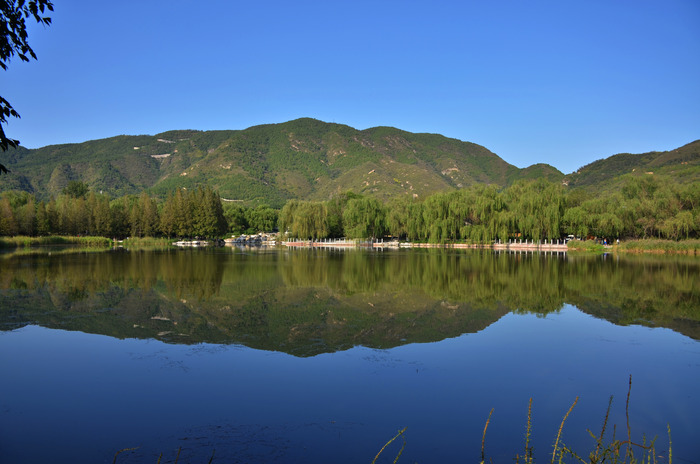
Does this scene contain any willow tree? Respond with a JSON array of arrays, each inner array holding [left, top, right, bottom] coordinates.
[[298, 201, 328, 239], [505, 179, 565, 241], [278, 199, 328, 239], [386, 196, 412, 240], [562, 206, 589, 239], [462, 185, 507, 243], [423, 193, 466, 243], [343, 196, 386, 239]]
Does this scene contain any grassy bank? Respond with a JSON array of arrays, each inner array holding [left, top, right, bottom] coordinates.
[[566, 240, 605, 253], [0, 235, 112, 248], [0, 236, 177, 249], [120, 237, 174, 247], [567, 238, 700, 255], [615, 239, 699, 255]]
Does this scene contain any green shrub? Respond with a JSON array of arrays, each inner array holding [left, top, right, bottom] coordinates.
[[567, 239, 605, 253]]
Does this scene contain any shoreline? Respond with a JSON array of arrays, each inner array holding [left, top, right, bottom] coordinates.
[[282, 239, 569, 252]]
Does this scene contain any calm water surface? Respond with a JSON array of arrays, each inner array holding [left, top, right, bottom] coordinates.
[[0, 247, 698, 463]]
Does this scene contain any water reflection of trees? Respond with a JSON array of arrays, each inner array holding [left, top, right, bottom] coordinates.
[[279, 250, 570, 314], [0, 249, 227, 300], [1, 249, 698, 352], [276, 249, 700, 340]]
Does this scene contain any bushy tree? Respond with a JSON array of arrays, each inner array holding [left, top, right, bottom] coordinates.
[[223, 203, 249, 235], [246, 204, 277, 233], [62, 180, 89, 199]]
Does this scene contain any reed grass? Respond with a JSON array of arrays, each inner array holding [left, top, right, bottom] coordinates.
[[112, 447, 139, 464], [0, 235, 112, 248], [481, 408, 494, 464], [121, 236, 174, 247], [479, 376, 668, 464], [552, 396, 578, 464], [372, 427, 407, 464], [551, 376, 667, 464], [615, 239, 699, 255], [112, 377, 671, 464], [522, 397, 534, 464]]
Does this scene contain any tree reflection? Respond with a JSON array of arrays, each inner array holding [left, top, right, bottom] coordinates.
[[1, 248, 698, 354]]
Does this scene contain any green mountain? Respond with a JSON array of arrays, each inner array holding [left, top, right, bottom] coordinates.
[[0, 118, 563, 207], [563, 139, 700, 191]]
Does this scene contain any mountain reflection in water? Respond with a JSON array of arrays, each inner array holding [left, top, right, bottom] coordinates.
[[1, 247, 698, 355]]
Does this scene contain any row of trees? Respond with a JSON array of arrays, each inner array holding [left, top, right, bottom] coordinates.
[[0, 183, 278, 239], [1, 176, 698, 241], [280, 177, 700, 242]]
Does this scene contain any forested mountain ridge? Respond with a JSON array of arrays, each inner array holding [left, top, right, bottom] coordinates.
[[2, 118, 697, 207], [563, 139, 700, 191], [0, 118, 563, 207]]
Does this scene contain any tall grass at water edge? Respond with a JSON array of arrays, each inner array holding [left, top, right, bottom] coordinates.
[[615, 239, 699, 255], [0, 236, 176, 249], [120, 237, 174, 247], [568, 238, 699, 255], [373, 377, 670, 464], [0, 235, 112, 248]]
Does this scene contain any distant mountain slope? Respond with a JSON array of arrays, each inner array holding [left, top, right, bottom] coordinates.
[[1, 118, 564, 206], [564, 140, 700, 191]]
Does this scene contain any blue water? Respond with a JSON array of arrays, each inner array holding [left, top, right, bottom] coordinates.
[[2, 305, 698, 463]]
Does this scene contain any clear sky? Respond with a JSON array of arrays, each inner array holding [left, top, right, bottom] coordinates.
[[2, 0, 698, 174]]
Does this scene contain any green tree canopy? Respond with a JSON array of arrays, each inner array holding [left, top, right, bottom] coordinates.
[[343, 196, 386, 239], [62, 180, 89, 199]]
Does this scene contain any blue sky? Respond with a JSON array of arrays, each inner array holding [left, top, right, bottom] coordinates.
[[2, 0, 698, 174]]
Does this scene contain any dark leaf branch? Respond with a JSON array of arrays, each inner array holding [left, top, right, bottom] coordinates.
[[1, 0, 53, 154]]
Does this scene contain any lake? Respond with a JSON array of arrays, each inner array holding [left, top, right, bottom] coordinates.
[[1, 247, 698, 463]]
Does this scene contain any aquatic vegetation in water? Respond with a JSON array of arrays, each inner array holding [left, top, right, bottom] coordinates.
[[371, 377, 672, 464], [111, 377, 671, 463]]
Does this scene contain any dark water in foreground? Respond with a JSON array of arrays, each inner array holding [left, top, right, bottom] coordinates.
[[0, 247, 698, 463]]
